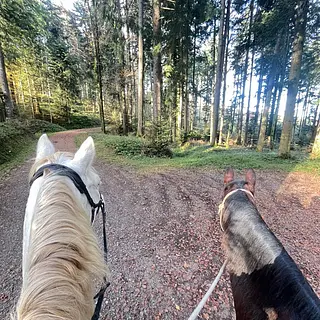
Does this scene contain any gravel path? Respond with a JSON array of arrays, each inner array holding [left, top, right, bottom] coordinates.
[[0, 130, 319, 319]]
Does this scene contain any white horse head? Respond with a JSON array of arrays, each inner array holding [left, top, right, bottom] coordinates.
[[34, 133, 101, 208], [16, 134, 107, 320]]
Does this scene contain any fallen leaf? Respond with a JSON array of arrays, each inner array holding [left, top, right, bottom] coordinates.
[[203, 313, 210, 320]]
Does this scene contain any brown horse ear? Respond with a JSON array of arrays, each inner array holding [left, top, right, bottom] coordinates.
[[224, 168, 234, 184], [245, 169, 256, 194]]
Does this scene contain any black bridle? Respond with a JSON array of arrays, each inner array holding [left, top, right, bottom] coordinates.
[[30, 163, 110, 320]]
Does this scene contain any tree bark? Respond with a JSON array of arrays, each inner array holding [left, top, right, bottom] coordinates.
[[244, 46, 255, 145], [192, 23, 197, 130], [312, 122, 320, 158], [153, 0, 162, 123], [89, 0, 106, 133], [218, 0, 231, 145], [298, 85, 309, 139], [311, 97, 320, 143], [237, 0, 254, 145], [210, 0, 226, 146], [137, 0, 144, 136], [253, 69, 263, 142], [279, 0, 308, 157], [270, 74, 284, 148], [0, 42, 14, 119]]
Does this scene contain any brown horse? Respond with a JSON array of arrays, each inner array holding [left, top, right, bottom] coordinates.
[[219, 168, 320, 320]]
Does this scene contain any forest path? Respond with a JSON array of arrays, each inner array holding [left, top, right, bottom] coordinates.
[[0, 129, 319, 320]]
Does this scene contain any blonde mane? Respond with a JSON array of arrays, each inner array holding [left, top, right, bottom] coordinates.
[[15, 153, 107, 320]]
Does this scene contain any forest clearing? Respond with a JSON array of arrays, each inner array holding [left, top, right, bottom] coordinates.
[[1, 0, 320, 318]]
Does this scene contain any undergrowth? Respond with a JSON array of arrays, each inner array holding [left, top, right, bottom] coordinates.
[[77, 133, 320, 174], [0, 119, 65, 174]]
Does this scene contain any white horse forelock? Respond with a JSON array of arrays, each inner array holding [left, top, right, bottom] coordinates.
[[14, 137, 107, 320]]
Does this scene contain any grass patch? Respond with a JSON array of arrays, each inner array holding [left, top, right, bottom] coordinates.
[[80, 133, 320, 174], [0, 137, 36, 179]]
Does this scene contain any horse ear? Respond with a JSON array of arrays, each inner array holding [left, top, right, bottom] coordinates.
[[36, 134, 55, 161], [224, 168, 234, 184], [245, 169, 256, 194], [72, 136, 95, 171]]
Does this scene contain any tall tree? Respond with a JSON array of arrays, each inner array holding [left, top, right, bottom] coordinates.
[[89, 0, 106, 133], [237, 0, 254, 145], [218, 0, 231, 145], [257, 34, 282, 152], [0, 42, 14, 118], [311, 120, 320, 158], [153, 0, 162, 123], [279, 0, 308, 157], [210, 0, 226, 145], [137, 0, 144, 136]]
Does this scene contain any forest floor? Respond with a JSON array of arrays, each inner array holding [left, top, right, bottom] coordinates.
[[0, 129, 319, 320]]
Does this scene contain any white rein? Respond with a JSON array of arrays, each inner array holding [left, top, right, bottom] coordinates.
[[188, 188, 254, 320]]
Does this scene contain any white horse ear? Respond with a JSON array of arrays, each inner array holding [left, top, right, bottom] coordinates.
[[36, 134, 55, 161], [72, 136, 95, 171]]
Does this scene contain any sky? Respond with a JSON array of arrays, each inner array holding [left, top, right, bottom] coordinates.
[[53, 0, 76, 11]]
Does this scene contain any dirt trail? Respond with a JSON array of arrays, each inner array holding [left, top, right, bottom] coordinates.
[[0, 130, 319, 319]]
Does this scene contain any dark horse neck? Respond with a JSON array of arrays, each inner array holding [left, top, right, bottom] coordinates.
[[223, 192, 320, 320]]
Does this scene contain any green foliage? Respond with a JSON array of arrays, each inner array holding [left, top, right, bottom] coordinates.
[[93, 133, 173, 158], [186, 130, 203, 140], [107, 136, 143, 157], [144, 121, 173, 157], [143, 140, 173, 158], [89, 133, 320, 175], [25, 119, 65, 133], [0, 119, 65, 165], [62, 114, 100, 130]]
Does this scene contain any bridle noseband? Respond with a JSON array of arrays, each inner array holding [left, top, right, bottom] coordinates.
[[30, 163, 109, 320]]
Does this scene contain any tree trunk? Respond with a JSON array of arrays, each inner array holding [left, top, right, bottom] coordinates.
[[244, 46, 255, 145], [183, 36, 189, 140], [153, 0, 162, 123], [237, 0, 254, 145], [312, 122, 320, 158], [292, 98, 299, 145], [267, 74, 280, 141], [256, 75, 274, 152], [218, 0, 231, 145], [311, 98, 320, 143], [0, 42, 14, 119], [25, 68, 35, 118], [89, 0, 106, 133], [210, 0, 226, 146], [19, 78, 26, 111], [172, 80, 178, 142], [270, 75, 284, 148], [178, 81, 184, 137], [253, 69, 263, 142], [137, 0, 144, 136], [298, 85, 309, 140], [218, 37, 229, 145], [192, 23, 197, 130], [257, 34, 282, 152], [279, 0, 308, 157]]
